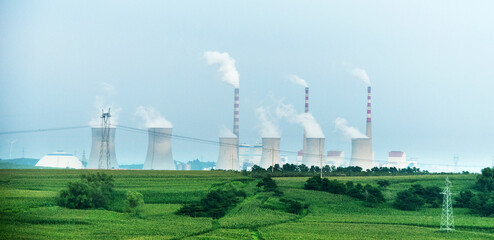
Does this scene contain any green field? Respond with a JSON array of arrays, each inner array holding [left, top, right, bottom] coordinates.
[[1, 170, 493, 239]]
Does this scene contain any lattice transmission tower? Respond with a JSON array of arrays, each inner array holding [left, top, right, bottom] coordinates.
[[440, 177, 454, 232], [98, 108, 112, 169]]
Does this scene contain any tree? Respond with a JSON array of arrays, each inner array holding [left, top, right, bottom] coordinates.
[[455, 190, 474, 208], [377, 180, 390, 188], [125, 191, 144, 213], [58, 173, 115, 209], [476, 167, 494, 192]]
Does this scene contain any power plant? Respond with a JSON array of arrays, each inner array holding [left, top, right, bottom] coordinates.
[[350, 86, 374, 170], [143, 128, 175, 170], [259, 137, 281, 169], [87, 127, 119, 169], [303, 137, 325, 167], [216, 137, 239, 170]]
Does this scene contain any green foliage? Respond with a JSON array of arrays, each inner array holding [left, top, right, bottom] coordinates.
[[279, 198, 304, 215], [469, 192, 494, 217], [363, 184, 386, 207], [125, 191, 144, 213], [57, 173, 115, 209], [409, 184, 442, 208], [476, 167, 494, 192], [177, 187, 246, 219], [455, 190, 474, 208], [377, 180, 390, 188], [393, 190, 425, 211]]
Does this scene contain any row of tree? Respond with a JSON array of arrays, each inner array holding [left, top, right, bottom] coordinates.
[[244, 163, 427, 177]]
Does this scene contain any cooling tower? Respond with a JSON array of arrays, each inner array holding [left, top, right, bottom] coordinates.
[[143, 128, 175, 170], [350, 138, 373, 170], [217, 137, 239, 170], [303, 138, 325, 167], [259, 138, 281, 169], [87, 127, 118, 169]]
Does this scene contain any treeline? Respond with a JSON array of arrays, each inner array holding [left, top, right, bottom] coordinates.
[[242, 163, 428, 178], [304, 176, 386, 207]]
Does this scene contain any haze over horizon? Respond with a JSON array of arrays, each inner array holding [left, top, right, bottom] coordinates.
[[1, 1, 493, 172]]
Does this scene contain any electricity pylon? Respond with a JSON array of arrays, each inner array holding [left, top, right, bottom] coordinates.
[[98, 108, 111, 169], [440, 177, 454, 232]]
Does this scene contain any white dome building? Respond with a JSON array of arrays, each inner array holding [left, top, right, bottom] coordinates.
[[35, 151, 84, 169]]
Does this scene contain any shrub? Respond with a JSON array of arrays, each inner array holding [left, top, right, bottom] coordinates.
[[324, 179, 347, 194], [363, 184, 385, 207], [177, 188, 246, 219], [279, 198, 304, 215], [393, 190, 425, 211], [408, 184, 442, 208], [377, 180, 390, 188], [455, 190, 474, 208], [125, 191, 144, 213], [58, 173, 115, 209]]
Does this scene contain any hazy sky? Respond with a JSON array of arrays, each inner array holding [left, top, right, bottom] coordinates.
[[1, 1, 493, 172]]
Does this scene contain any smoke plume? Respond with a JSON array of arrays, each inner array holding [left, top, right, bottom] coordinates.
[[334, 117, 367, 139], [219, 126, 237, 138], [255, 106, 280, 138], [352, 68, 371, 86], [288, 74, 308, 88], [204, 51, 240, 88], [135, 106, 173, 128], [276, 102, 324, 138]]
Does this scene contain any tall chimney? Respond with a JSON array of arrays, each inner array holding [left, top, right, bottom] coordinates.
[[305, 87, 309, 113], [366, 86, 372, 138], [233, 88, 239, 137]]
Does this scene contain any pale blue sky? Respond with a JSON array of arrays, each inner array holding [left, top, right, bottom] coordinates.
[[1, 1, 493, 171]]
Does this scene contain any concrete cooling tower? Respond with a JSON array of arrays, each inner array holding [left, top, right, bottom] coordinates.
[[217, 137, 239, 170], [259, 138, 281, 169], [87, 127, 118, 169], [303, 138, 325, 167], [350, 138, 373, 170], [143, 128, 175, 170]]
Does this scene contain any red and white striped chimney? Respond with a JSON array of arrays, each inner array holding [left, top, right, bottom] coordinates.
[[233, 88, 239, 137], [305, 87, 309, 113], [366, 86, 372, 138]]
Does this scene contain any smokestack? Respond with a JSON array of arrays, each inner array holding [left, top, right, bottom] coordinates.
[[350, 138, 373, 170], [259, 138, 281, 169], [305, 87, 309, 113], [217, 137, 239, 170], [302, 138, 325, 167], [366, 86, 372, 138], [233, 88, 239, 137], [143, 128, 174, 170], [87, 128, 118, 169]]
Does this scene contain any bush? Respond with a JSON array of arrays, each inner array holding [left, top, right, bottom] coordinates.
[[177, 188, 246, 219], [455, 190, 474, 208], [58, 173, 115, 209], [408, 184, 442, 208], [393, 190, 425, 211], [324, 179, 347, 194], [125, 191, 144, 213], [363, 184, 385, 207], [377, 180, 390, 188], [279, 198, 304, 215]]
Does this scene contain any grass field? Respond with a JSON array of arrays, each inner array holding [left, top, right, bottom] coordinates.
[[0, 170, 493, 239]]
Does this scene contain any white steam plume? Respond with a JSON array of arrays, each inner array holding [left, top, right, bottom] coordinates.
[[288, 74, 308, 88], [88, 83, 121, 128], [256, 106, 280, 138], [135, 106, 173, 128], [352, 67, 371, 86], [204, 51, 240, 88], [276, 102, 324, 138], [334, 117, 367, 139], [219, 126, 237, 138]]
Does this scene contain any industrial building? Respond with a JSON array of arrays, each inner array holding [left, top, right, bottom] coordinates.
[[35, 151, 84, 169], [381, 151, 417, 169], [143, 128, 175, 170], [327, 151, 344, 167]]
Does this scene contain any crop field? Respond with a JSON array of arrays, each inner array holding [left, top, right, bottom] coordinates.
[[0, 170, 493, 239]]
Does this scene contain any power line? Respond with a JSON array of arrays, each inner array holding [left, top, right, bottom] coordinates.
[[0, 126, 89, 135]]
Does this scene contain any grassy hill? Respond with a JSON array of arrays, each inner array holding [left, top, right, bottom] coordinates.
[[0, 170, 493, 239]]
